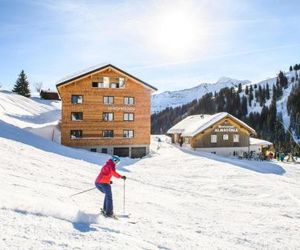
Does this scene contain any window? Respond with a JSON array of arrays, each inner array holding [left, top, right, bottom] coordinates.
[[124, 113, 134, 121], [103, 112, 114, 121], [71, 112, 83, 121], [92, 77, 125, 88], [123, 130, 134, 138], [101, 148, 108, 154], [223, 134, 229, 141], [233, 134, 239, 142], [103, 96, 114, 105], [124, 97, 134, 105], [110, 77, 119, 88], [90, 148, 97, 152], [71, 95, 83, 104], [70, 130, 82, 139], [102, 130, 114, 138], [98, 81, 110, 88], [211, 134, 217, 143], [92, 77, 109, 88], [92, 82, 98, 88], [110, 77, 125, 88], [119, 78, 125, 88], [111, 83, 119, 88]]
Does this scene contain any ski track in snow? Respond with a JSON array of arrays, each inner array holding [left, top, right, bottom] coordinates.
[[1, 91, 300, 249], [1, 133, 300, 249]]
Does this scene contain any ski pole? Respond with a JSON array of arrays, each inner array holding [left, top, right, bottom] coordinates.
[[70, 187, 96, 197], [123, 179, 126, 214]]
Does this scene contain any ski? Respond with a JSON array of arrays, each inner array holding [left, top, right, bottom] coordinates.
[[100, 211, 137, 223]]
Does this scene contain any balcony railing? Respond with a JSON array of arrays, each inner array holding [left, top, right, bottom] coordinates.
[[71, 135, 133, 140]]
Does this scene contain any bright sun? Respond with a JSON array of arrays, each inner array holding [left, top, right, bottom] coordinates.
[[147, 2, 203, 59]]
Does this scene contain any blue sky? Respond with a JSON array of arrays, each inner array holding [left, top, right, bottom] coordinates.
[[1, 0, 300, 93]]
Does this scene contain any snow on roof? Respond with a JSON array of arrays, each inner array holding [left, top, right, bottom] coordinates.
[[56, 63, 108, 85], [56, 63, 157, 91], [250, 137, 273, 146], [167, 112, 256, 137]]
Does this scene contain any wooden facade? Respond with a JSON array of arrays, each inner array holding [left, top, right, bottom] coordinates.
[[56, 64, 156, 158], [168, 113, 256, 156], [190, 117, 251, 148]]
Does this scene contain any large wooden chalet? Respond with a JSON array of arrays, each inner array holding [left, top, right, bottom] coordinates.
[[56, 64, 157, 158]]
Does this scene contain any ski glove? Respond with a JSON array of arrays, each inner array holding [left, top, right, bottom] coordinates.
[[121, 176, 126, 180]]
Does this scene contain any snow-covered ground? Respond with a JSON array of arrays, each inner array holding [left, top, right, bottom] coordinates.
[[1, 120, 300, 249], [0, 91, 300, 249], [0, 90, 61, 142]]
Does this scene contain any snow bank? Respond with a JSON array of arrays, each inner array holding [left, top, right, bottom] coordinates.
[[0, 90, 61, 143]]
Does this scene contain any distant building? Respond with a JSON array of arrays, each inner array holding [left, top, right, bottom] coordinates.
[[56, 64, 157, 158], [40, 90, 60, 100], [167, 112, 268, 156]]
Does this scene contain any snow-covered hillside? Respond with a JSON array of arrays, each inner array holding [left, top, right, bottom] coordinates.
[[1, 124, 300, 249], [240, 70, 299, 131], [0, 90, 61, 142], [1, 85, 300, 249], [152, 77, 250, 113]]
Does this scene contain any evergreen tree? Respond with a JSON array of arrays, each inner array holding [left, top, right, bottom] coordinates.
[[289, 66, 293, 71], [245, 85, 249, 95], [12, 70, 31, 97], [238, 83, 242, 93], [266, 83, 270, 100], [276, 84, 283, 99], [241, 96, 248, 117], [277, 71, 288, 89], [249, 90, 254, 107], [272, 84, 277, 101]]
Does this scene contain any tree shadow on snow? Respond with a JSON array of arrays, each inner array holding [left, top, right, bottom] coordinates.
[[178, 146, 286, 175], [0, 120, 137, 170]]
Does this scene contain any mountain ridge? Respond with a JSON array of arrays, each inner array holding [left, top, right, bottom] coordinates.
[[152, 77, 251, 113]]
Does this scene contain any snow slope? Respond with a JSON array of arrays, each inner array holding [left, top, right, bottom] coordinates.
[[1, 118, 300, 249], [0, 90, 61, 142], [151, 77, 250, 113], [241, 70, 300, 135]]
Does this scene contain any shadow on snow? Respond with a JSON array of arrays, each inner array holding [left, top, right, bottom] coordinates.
[[0, 120, 136, 171], [6, 110, 61, 124], [177, 146, 286, 175]]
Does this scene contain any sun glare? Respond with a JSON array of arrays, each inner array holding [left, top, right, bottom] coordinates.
[[147, 2, 204, 59]]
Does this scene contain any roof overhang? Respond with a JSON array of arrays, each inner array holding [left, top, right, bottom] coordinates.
[[168, 113, 257, 137], [56, 64, 157, 93]]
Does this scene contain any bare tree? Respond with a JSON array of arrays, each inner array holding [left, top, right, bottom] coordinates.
[[34, 82, 43, 93]]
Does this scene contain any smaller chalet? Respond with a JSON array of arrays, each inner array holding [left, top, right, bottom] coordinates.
[[167, 112, 259, 156]]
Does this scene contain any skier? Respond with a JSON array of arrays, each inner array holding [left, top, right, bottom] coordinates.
[[95, 155, 126, 218], [157, 137, 162, 150]]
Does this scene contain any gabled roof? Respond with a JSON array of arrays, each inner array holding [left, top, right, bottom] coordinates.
[[56, 63, 157, 91], [167, 112, 256, 136], [250, 137, 272, 146]]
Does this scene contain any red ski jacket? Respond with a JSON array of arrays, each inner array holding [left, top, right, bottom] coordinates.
[[95, 159, 122, 184]]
